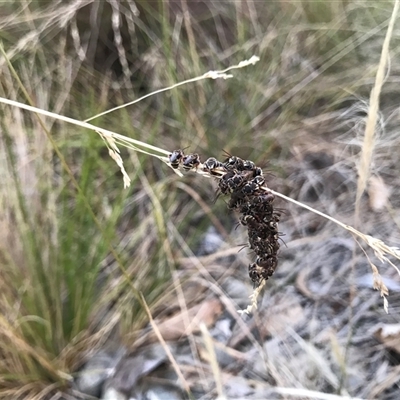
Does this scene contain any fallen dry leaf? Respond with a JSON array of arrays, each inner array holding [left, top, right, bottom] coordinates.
[[368, 175, 391, 211], [149, 299, 223, 342], [374, 323, 400, 354], [258, 294, 305, 337]]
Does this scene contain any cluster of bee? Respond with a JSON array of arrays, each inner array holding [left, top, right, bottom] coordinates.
[[169, 149, 281, 287]]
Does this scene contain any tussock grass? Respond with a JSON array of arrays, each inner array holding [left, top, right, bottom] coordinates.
[[1, 0, 400, 398]]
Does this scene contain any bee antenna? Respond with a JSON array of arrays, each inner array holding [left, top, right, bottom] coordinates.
[[212, 191, 222, 204], [222, 149, 232, 158], [237, 244, 249, 253], [263, 171, 276, 179], [278, 236, 288, 247], [274, 208, 287, 215]]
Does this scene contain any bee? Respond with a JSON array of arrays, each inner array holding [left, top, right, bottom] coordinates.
[[228, 191, 246, 210], [259, 240, 280, 256], [250, 197, 275, 214], [241, 181, 258, 196], [253, 167, 263, 177], [239, 202, 254, 216], [223, 153, 245, 171], [243, 160, 256, 171], [257, 255, 278, 271], [248, 262, 263, 287], [182, 153, 200, 171], [257, 193, 275, 204], [218, 171, 236, 195], [248, 231, 263, 246], [252, 176, 265, 187], [203, 157, 225, 176], [243, 160, 264, 177], [228, 173, 246, 192], [239, 214, 258, 226], [268, 220, 279, 233], [169, 149, 185, 169]]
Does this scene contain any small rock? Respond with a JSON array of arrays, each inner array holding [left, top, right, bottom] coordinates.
[[197, 226, 224, 255], [101, 386, 127, 400], [76, 349, 125, 398], [224, 375, 254, 398], [110, 344, 169, 394], [211, 318, 233, 343], [142, 384, 183, 400], [214, 347, 237, 369], [222, 277, 252, 304]]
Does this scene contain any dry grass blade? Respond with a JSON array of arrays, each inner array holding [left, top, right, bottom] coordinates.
[[355, 0, 400, 217], [272, 387, 364, 400], [0, 96, 170, 157], [271, 188, 400, 312], [139, 292, 190, 394], [96, 130, 131, 188], [0, 315, 72, 382], [200, 323, 226, 400], [368, 175, 391, 211], [266, 187, 400, 265]]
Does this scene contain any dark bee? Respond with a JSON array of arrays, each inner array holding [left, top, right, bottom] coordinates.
[[252, 176, 265, 187], [218, 171, 236, 195], [227, 174, 246, 192], [224, 155, 245, 171], [169, 149, 185, 169], [258, 240, 280, 256], [268, 220, 279, 233], [219, 171, 247, 194], [228, 192, 246, 210], [239, 214, 258, 226], [243, 160, 255, 171], [248, 262, 263, 287], [248, 231, 263, 245], [250, 198, 275, 214], [241, 181, 258, 196], [182, 153, 200, 170], [252, 243, 273, 258], [256, 193, 275, 203], [203, 157, 225, 174], [246, 217, 270, 232], [257, 255, 277, 270], [253, 167, 263, 177]]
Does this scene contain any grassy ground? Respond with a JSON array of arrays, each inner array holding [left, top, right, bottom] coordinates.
[[1, 0, 400, 398]]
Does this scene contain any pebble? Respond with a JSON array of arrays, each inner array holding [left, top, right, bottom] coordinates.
[[76, 349, 126, 397], [101, 386, 127, 400]]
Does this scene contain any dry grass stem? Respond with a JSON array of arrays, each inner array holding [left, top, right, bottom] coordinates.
[[139, 292, 190, 394], [355, 0, 399, 218], [237, 279, 267, 315], [0, 96, 169, 156], [84, 55, 260, 122], [268, 187, 400, 263], [200, 323, 226, 400], [272, 387, 364, 400], [0, 96, 171, 185]]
